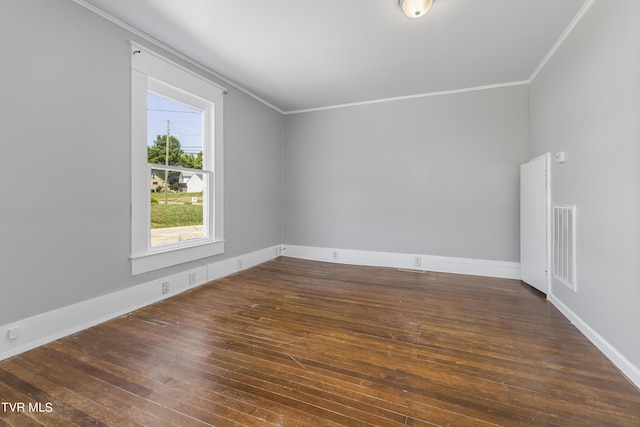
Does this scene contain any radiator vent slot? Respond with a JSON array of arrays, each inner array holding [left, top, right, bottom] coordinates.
[[553, 205, 577, 291]]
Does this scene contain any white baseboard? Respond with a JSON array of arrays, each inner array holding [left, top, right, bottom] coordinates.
[[207, 245, 281, 281], [548, 293, 640, 389], [0, 245, 280, 362], [282, 245, 521, 280]]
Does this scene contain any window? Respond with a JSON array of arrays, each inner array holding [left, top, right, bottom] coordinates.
[[130, 44, 225, 275]]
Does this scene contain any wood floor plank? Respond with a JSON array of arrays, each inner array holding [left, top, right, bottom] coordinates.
[[1, 361, 141, 427], [0, 367, 106, 427], [109, 314, 506, 426], [2, 257, 640, 426], [46, 340, 290, 426], [0, 380, 51, 427], [58, 323, 346, 427], [5, 352, 178, 427]]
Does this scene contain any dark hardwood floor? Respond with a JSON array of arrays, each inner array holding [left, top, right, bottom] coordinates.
[[1, 257, 639, 426]]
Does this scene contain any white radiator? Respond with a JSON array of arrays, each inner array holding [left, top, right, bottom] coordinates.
[[553, 205, 577, 291]]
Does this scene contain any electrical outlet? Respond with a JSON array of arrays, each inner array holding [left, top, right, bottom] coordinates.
[[189, 272, 196, 285], [162, 282, 170, 295], [332, 251, 339, 260], [414, 256, 422, 267], [7, 326, 20, 340]]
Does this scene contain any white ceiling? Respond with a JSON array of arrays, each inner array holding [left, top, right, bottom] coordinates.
[[80, 0, 588, 113]]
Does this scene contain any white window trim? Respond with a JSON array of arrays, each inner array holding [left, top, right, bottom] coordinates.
[[130, 43, 225, 275]]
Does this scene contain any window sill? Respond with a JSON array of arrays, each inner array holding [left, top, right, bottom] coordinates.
[[131, 239, 225, 275]]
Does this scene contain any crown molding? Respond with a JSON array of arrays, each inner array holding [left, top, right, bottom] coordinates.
[[528, 0, 596, 82], [71, 0, 285, 114], [284, 81, 530, 115]]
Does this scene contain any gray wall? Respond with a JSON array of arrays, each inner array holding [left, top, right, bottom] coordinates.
[[0, 0, 283, 326], [284, 86, 529, 261], [529, 0, 640, 366]]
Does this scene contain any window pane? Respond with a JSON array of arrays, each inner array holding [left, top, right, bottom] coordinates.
[[147, 92, 205, 248], [150, 167, 207, 247], [147, 92, 203, 166]]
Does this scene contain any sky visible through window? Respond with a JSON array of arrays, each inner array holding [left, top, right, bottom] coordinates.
[[147, 92, 203, 156]]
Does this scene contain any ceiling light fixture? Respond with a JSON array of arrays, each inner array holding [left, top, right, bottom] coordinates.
[[398, 0, 434, 19]]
